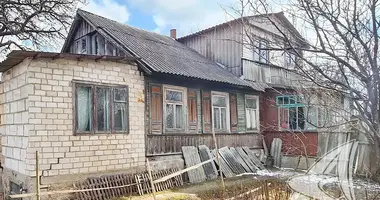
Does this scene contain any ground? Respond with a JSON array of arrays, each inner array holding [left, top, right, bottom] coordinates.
[[114, 169, 380, 200]]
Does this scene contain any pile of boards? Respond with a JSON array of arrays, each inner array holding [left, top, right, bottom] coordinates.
[[182, 145, 267, 183]]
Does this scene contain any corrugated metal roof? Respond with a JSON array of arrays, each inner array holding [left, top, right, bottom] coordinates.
[[178, 12, 307, 47], [77, 9, 266, 91], [0, 51, 138, 73]]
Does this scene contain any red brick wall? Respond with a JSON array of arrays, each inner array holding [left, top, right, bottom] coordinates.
[[261, 89, 318, 156]]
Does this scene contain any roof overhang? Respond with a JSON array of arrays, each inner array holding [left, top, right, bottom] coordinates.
[[0, 50, 140, 73]]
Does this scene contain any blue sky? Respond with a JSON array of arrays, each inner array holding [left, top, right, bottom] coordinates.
[[79, 0, 241, 37]]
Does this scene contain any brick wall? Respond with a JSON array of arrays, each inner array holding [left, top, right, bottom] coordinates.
[[1, 58, 146, 183], [0, 58, 30, 175]]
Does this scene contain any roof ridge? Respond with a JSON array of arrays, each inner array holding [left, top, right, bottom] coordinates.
[[177, 12, 285, 40]]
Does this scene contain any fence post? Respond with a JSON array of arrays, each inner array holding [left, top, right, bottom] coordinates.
[[146, 158, 156, 200], [36, 151, 40, 200], [212, 130, 225, 191]]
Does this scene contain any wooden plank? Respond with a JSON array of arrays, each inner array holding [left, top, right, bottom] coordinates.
[[219, 147, 246, 174], [230, 147, 252, 172], [243, 146, 266, 170], [270, 138, 282, 168], [182, 146, 207, 183], [198, 145, 218, 180], [212, 149, 235, 178]]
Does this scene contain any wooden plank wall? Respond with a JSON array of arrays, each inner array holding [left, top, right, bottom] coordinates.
[[146, 134, 263, 156]]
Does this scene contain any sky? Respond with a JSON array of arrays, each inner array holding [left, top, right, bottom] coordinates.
[[78, 0, 252, 37]]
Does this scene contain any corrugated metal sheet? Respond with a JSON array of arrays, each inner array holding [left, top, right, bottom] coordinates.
[[179, 23, 243, 76], [76, 10, 266, 91]]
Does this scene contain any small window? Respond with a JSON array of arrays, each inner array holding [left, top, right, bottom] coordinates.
[[75, 82, 128, 134], [163, 86, 186, 132], [245, 95, 259, 131], [253, 39, 269, 64], [212, 92, 230, 132], [285, 51, 297, 69]]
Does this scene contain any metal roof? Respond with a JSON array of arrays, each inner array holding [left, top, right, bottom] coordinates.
[[75, 9, 266, 91], [0, 51, 138, 73], [178, 12, 307, 47]]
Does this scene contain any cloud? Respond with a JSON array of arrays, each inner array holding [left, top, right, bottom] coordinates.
[[80, 0, 130, 23], [129, 0, 236, 37]]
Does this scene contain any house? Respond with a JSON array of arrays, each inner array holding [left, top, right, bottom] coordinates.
[[0, 10, 266, 195], [178, 12, 321, 156]]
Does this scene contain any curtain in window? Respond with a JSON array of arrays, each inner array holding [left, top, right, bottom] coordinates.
[[77, 87, 92, 131], [96, 87, 110, 131]]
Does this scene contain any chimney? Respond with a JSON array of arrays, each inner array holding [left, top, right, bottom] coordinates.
[[170, 29, 177, 39]]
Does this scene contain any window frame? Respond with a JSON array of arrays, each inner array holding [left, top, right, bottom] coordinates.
[[73, 80, 129, 135], [245, 95, 260, 132], [284, 51, 297, 69], [253, 39, 270, 64], [162, 85, 187, 133], [211, 91, 230, 133], [276, 95, 318, 131]]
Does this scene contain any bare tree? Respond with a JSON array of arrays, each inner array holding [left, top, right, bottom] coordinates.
[[0, 0, 86, 56], [226, 0, 379, 176]]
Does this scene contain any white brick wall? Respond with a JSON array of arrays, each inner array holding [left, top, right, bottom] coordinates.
[[0, 58, 146, 177], [0, 58, 31, 175]]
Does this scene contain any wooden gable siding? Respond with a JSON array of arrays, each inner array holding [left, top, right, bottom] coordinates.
[[179, 23, 243, 76], [66, 19, 123, 56]]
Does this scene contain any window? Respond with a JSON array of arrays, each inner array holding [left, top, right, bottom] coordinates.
[[245, 95, 259, 131], [163, 86, 186, 132], [277, 95, 317, 131], [212, 92, 230, 132], [253, 39, 269, 63], [75, 82, 128, 134], [285, 51, 297, 68]]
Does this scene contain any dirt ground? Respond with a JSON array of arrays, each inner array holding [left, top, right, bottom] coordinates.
[[115, 169, 299, 200]]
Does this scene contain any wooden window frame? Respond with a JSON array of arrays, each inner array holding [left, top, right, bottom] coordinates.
[[253, 39, 270, 64], [245, 95, 260, 132], [73, 80, 129, 135], [211, 91, 230, 133], [162, 85, 187, 133]]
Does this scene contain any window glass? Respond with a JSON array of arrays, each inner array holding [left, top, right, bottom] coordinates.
[[114, 88, 128, 102], [213, 96, 226, 107], [212, 93, 229, 132], [166, 104, 174, 128], [277, 95, 317, 131], [75, 83, 129, 134], [96, 87, 110, 131], [114, 103, 128, 131], [166, 90, 182, 102], [77, 86, 92, 132], [246, 98, 257, 109], [175, 104, 184, 129], [164, 87, 185, 131]]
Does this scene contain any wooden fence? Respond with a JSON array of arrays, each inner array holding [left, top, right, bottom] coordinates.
[[317, 131, 370, 175], [146, 133, 263, 156]]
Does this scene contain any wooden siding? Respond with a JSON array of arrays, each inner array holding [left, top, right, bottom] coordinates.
[[179, 23, 243, 76], [146, 133, 263, 155], [67, 19, 122, 56], [237, 93, 246, 132], [242, 59, 299, 86]]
